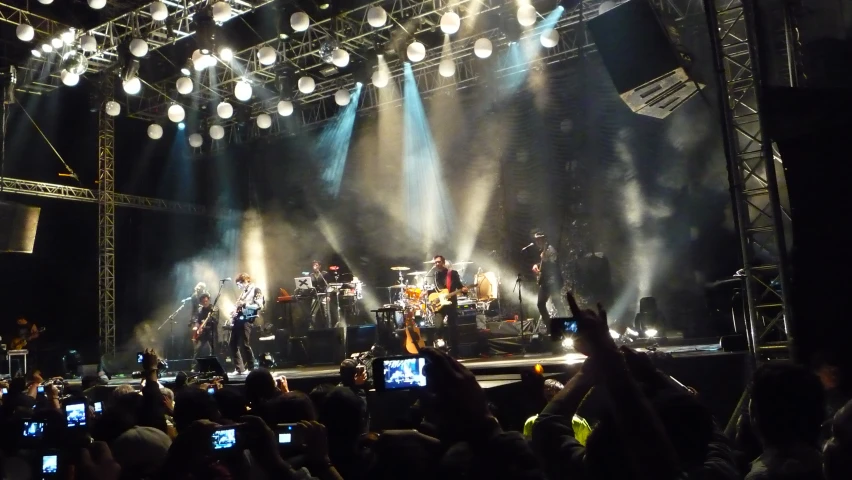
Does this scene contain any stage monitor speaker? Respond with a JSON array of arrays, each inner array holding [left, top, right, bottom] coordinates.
[[346, 325, 376, 354], [307, 328, 344, 365], [195, 356, 227, 376], [0, 201, 40, 253], [587, 0, 703, 118]]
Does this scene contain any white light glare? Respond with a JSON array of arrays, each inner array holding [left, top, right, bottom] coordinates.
[[609, 329, 620, 339], [41, 43, 53, 53], [50, 37, 63, 49], [645, 328, 658, 338], [625, 328, 639, 337], [561, 337, 574, 349], [219, 47, 233, 62]]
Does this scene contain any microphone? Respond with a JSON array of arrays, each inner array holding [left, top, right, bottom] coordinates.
[[220, 277, 231, 282], [521, 243, 535, 251]]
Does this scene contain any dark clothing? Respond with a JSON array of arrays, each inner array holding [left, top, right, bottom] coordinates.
[[434, 269, 463, 353], [230, 321, 255, 372], [311, 271, 329, 292], [537, 281, 564, 322], [193, 305, 216, 358], [311, 295, 329, 330], [536, 244, 564, 321]]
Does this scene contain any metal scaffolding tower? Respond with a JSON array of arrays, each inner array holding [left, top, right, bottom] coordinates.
[[705, 0, 794, 364], [97, 92, 116, 357]]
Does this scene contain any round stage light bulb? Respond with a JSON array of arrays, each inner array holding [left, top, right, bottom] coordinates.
[[191, 49, 203, 65], [51, 37, 63, 49], [334, 88, 350, 106], [41, 43, 53, 53], [406, 41, 426, 62], [211, 1, 232, 22], [599, 1, 617, 15], [474, 38, 492, 58], [105, 100, 121, 116], [32, 49, 41, 58], [291, 12, 310, 32], [188, 133, 203, 148], [209, 124, 225, 140], [371, 70, 389, 88], [440, 12, 461, 34], [331, 48, 349, 68], [60, 69, 79, 86], [217, 101, 233, 119], [218, 46, 233, 61], [88, 0, 107, 10], [367, 6, 387, 28], [60, 30, 75, 44], [16, 24, 34, 42], [122, 77, 141, 94], [438, 58, 455, 77], [37, 0, 53, 4], [150, 1, 168, 21], [147, 124, 163, 140], [234, 80, 252, 101], [80, 35, 97, 52], [277, 99, 293, 116], [257, 46, 276, 66], [256, 113, 272, 129], [129, 38, 149, 57], [517, 5, 537, 26], [540, 28, 559, 48], [167, 104, 185, 123], [297, 76, 315, 94], [176, 76, 193, 94]]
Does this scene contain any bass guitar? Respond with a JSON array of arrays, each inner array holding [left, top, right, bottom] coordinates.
[[192, 310, 214, 341], [403, 309, 425, 354], [232, 302, 259, 323], [427, 288, 468, 313], [10, 327, 45, 350]]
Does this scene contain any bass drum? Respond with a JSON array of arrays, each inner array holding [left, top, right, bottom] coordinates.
[[474, 272, 499, 300]]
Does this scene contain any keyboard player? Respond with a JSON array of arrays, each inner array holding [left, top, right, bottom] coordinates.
[[309, 260, 330, 329]]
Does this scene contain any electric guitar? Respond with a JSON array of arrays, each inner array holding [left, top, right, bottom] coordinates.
[[427, 288, 468, 312], [192, 310, 215, 341], [232, 302, 259, 323], [10, 327, 45, 350]]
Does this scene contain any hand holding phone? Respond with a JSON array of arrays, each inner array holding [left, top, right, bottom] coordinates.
[[210, 425, 241, 452], [65, 402, 88, 429], [276, 423, 299, 444], [41, 453, 59, 478]]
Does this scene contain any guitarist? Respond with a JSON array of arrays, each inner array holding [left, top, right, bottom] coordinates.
[[532, 232, 565, 322], [433, 255, 468, 356], [229, 272, 265, 375], [192, 293, 217, 358]]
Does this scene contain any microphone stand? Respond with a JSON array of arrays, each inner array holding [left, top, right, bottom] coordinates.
[[158, 301, 187, 362], [210, 281, 226, 358], [513, 273, 525, 355]]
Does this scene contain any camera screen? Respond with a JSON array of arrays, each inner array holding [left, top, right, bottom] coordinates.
[[23, 421, 45, 438], [137, 353, 143, 364], [211, 428, 237, 450], [207, 387, 215, 395], [2, 387, 7, 394], [94, 402, 103, 413], [65, 403, 87, 428], [37, 386, 44, 394], [278, 433, 292, 444], [562, 320, 578, 334], [382, 357, 427, 390], [42, 454, 58, 474]]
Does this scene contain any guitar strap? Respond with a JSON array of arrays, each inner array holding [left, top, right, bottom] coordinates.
[[446, 269, 452, 291]]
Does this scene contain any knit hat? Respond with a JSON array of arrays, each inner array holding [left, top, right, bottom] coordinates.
[[111, 426, 172, 477]]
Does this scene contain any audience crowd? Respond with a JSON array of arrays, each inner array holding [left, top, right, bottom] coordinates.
[[1, 292, 850, 480]]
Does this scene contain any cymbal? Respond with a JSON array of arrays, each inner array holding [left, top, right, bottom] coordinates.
[[406, 271, 427, 276], [390, 266, 411, 271]]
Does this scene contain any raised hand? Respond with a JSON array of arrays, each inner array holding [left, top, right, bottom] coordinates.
[[141, 349, 160, 371], [565, 292, 616, 358]]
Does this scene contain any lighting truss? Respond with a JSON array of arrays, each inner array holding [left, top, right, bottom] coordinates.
[[705, 0, 793, 363], [8, 0, 275, 93], [197, 16, 601, 153]]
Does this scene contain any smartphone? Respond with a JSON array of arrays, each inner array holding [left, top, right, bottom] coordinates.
[[93, 401, 103, 414], [207, 387, 215, 395], [550, 317, 582, 342], [2, 387, 7, 394], [23, 420, 45, 439], [372, 355, 428, 391], [64, 402, 87, 428], [41, 452, 59, 478], [276, 423, 298, 444], [210, 426, 239, 451], [37, 385, 45, 394], [137, 352, 144, 364]]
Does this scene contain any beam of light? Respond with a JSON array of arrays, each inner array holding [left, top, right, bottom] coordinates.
[[316, 84, 362, 197], [403, 63, 456, 253], [500, 6, 564, 94], [239, 209, 268, 322]]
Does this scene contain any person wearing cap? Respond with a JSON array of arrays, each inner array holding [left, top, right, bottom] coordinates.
[[531, 232, 564, 322]]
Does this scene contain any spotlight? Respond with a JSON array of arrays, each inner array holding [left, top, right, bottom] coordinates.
[[177, 122, 185, 130], [318, 2, 330, 10], [50, 37, 63, 49], [355, 81, 362, 87], [31, 49, 41, 58], [180, 59, 192, 76], [121, 59, 140, 82], [59, 29, 75, 45], [41, 43, 53, 53], [561, 337, 574, 349], [193, 9, 217, 55], [609, 329, 620, 339], [218, 46, 233, 62], [645, 328, 658, 338], [625, 327, 639, 337]]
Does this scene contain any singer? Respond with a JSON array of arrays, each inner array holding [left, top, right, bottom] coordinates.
[[230, 273, 264, 375], [531, 232, 565, 322], [309, 260, 330, 329]]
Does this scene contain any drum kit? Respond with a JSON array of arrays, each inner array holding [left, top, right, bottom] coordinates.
[[383, 261, 501, 328]]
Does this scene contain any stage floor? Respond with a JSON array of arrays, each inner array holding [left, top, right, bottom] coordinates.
[[97, 340, 725, 388]]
